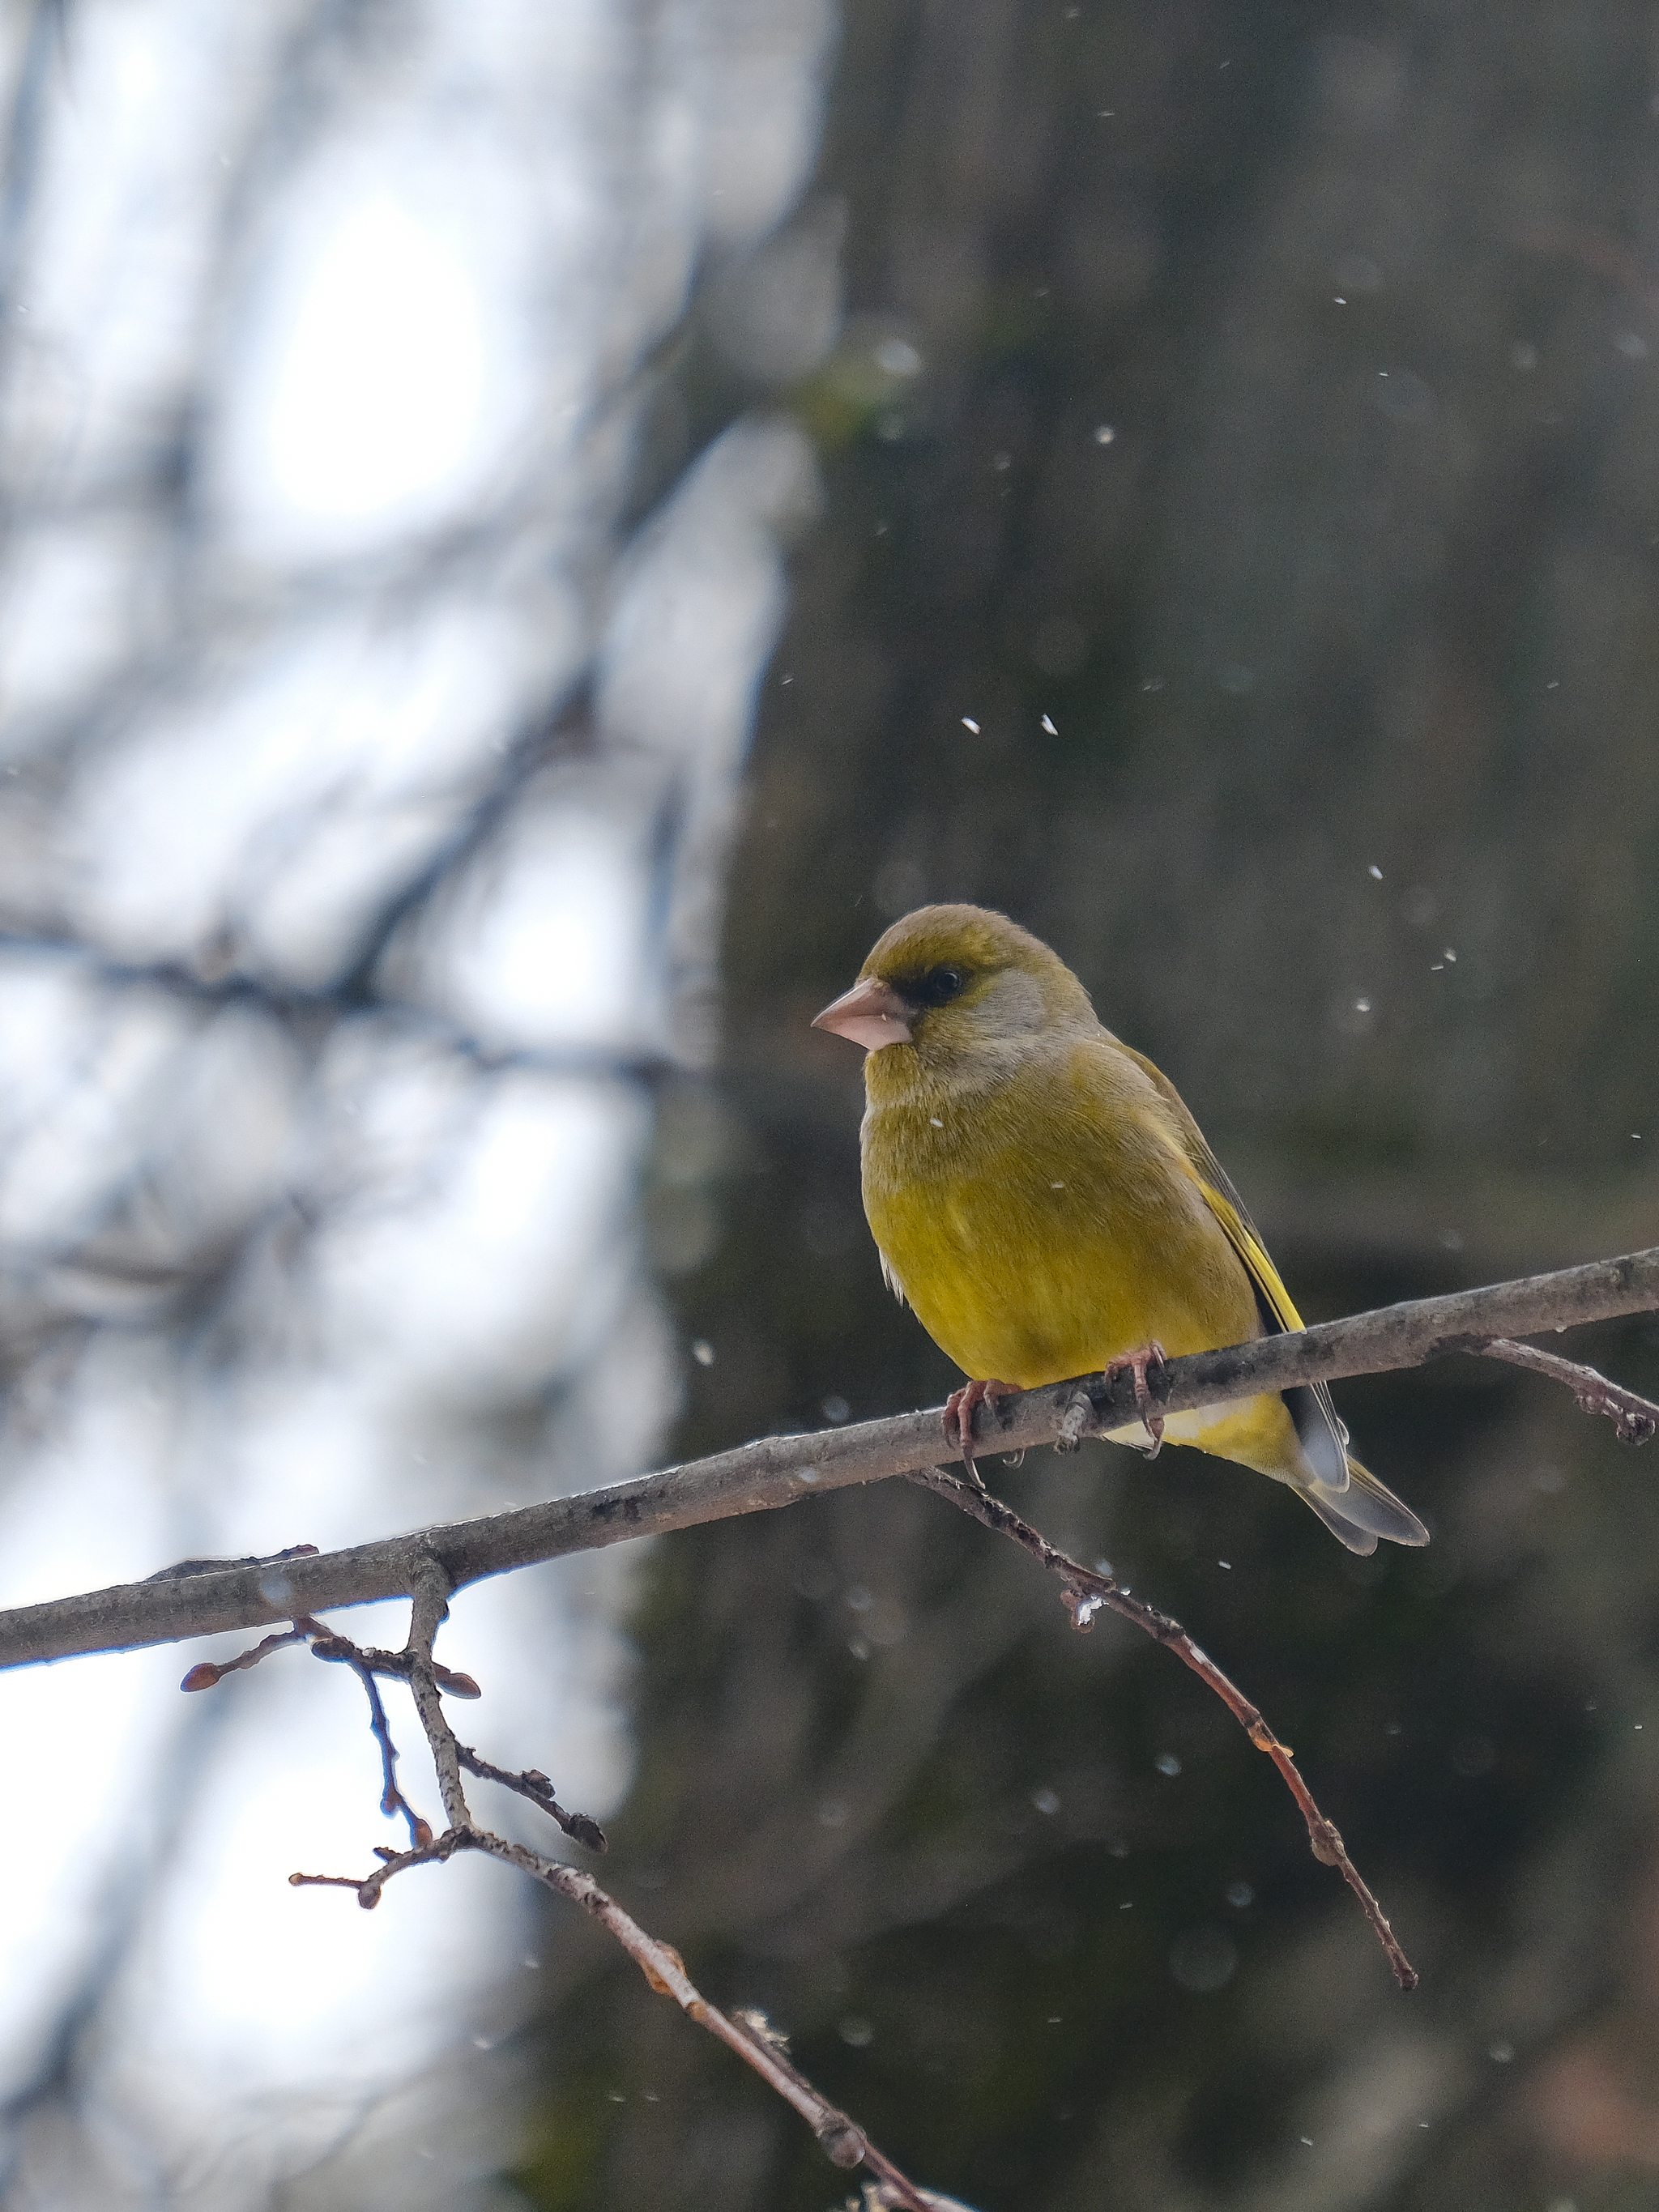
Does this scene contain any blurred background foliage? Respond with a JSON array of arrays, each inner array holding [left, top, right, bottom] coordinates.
[[519, 2, 1659, 2210]]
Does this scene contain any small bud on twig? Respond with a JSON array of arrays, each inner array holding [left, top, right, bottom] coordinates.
[[820, 2122, 870, 2169]]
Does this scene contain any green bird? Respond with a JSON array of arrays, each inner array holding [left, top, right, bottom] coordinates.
[[813, 903, 1427, 1554]]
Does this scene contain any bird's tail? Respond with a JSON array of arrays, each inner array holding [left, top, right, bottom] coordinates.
[[1294, 1455, 1430, 1556], [1280, 1382, 1429, 1554]]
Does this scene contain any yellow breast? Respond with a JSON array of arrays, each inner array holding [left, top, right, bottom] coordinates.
[[860, 1038, 1260, 1391]]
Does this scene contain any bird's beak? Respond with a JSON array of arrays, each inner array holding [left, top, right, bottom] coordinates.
[[811, 976, 914, 1051]]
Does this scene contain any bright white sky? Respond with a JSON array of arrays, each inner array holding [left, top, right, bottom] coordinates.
[[0, 0, 833, 2202]]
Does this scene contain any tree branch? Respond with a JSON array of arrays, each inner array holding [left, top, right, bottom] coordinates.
[[312, 1625, 435, 1850], [403, 1554, 469, 1832], [1476, 1337, 1659, 1442], [277, 1602, 941, 2208], [454, 1744, 608, 1852], [465, 1831, 936, 2208], [6, 1243, 1659, 1670], [906, 1464, 1418, 1987]]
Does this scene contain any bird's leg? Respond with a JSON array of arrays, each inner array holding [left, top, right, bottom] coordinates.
[[944, 1377, 1018, 1490], [1103, 1341, 1168, 1458]]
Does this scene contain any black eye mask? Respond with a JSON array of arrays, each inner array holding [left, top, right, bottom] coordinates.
[[906, 963, 967, 1008]]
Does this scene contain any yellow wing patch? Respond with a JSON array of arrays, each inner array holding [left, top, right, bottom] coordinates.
[[1120, 1042, 1351, 1490], [1191, 1168, 1303, 1334]]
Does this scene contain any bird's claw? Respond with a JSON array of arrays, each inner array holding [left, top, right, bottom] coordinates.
[[944, 1378, 1017, 1491], [1104, 1341, 1167, 1458]]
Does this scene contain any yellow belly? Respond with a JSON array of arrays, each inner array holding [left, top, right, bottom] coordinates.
[[861, 1056, 1303, 1483], [865, 1118, 1256, 1385]]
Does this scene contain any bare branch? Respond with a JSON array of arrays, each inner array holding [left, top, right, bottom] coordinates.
[[464, 1831, 936, 2209], [309, 1630, 433, 1850], [907, 1465, 1418, 1988], [1476, 1336, 1659, 1443], [454, 1744, 608, 1852], [8, 1243, 1659, 1669], [402, 1554, 469, 1832], [305, 1636, 482, 1701], [289, 1827, 469, 1907], [182, 1568, 610, 1852], [280, 1609, 937, 2203], [180, 1609, 481, 1845], [179, 1626, 309, 1690]]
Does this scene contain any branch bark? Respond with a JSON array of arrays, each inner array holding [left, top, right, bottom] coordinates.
[[907, 1464, 1419, 1986], [282, 1598, 942, 2207], [5, 1243, 1659, 1670]]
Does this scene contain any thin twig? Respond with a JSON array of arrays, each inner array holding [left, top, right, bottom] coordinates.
[[1477, 1337, 1659, 1443], [180, 1626, 309, 1690], [181, 1616, 480, 1698], [181, 1611, 474, 1847], [293, 1822, 935, 2205], [286, 1609, 938, 2205], [11, 1242, 1659, 1670], [454, 1744, 607, 1851], [906, 1463, 1419, 1990], [290, 1827, 468, 1906], [308, 1631, 433, 1849], [307, 1634, 482, 1700], [403, 1554, 469, 1831], [467, 1831, 935, 2209]]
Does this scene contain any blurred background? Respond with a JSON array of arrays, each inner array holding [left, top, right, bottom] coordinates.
[[1, 0, 1658, 2208]]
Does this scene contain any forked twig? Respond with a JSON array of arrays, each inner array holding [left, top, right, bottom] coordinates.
[[183, 1609, 480, 1849], [906, 1463, 1419, 1990], [267, 1589, 940, 2210], [292, 1827, 468, 1906], [455, 1744, 608, 1852], [181, 1613, 480, 1700], [1475, 1336, 1659, 1443]]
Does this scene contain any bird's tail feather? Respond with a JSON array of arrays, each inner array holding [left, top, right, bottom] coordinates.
[[1295, 1455, 1430, 1554]]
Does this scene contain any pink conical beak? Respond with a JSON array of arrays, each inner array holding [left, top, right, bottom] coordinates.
[[811, 975, 914, 1051]]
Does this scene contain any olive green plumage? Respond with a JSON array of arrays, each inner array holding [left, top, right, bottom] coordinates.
[[838, 905, 1427, 1554]]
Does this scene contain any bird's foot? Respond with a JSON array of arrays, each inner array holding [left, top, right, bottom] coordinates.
[[1103, 1342, 1167, 1458], [944, 1377, 1018, 1491]]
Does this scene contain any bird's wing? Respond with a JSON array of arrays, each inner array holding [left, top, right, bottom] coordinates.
[[1115, 1039, 1352, 1490]]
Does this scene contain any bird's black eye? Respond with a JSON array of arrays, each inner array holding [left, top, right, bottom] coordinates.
[[916, 964, 966, 1007]]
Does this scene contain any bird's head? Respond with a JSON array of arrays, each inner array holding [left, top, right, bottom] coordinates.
[[811, 905, 1095, 1069]]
